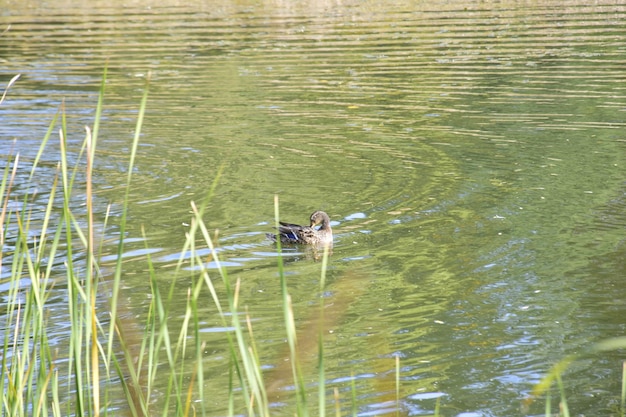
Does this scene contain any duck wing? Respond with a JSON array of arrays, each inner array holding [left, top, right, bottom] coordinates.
[[277, 223, 316, 243]]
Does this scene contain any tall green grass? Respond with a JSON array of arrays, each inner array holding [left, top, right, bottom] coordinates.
[[1, 69, 625, 417], [528, 338, 626, 417], [0, 68, 159, 416], [0, 68, 338, 417]]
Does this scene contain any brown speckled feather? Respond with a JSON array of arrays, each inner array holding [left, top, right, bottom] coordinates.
[[267, 211, 333, 245]]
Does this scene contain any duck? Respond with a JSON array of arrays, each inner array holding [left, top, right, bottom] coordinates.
[[267, 210, 333, 246]]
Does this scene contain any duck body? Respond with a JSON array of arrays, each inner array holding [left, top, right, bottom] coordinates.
[[267, 211, 333, 246]]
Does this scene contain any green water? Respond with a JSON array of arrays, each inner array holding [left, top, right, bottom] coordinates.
[[2, 1, 626, 415]]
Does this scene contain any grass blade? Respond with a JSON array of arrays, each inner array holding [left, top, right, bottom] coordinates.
[[0, 73, 20, 105]]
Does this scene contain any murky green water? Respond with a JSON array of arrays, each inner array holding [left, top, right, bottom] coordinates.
[[3, 1, 626, 415]]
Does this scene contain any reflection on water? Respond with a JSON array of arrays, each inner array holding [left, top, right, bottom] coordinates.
[[3, 0, 626, 415]]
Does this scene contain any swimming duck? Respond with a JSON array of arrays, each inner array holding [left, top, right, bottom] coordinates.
[[267, 211, 333, 246]]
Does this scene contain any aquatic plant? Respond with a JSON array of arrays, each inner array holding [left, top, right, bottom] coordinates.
[[0, 68, 338, 417], [1, 68, 624, 417]]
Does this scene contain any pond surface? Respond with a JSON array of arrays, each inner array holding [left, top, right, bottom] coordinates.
[[2, 1, 626, 415]]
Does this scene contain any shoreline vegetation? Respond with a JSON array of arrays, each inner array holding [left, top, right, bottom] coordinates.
[[1, 70, 625, 416]]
